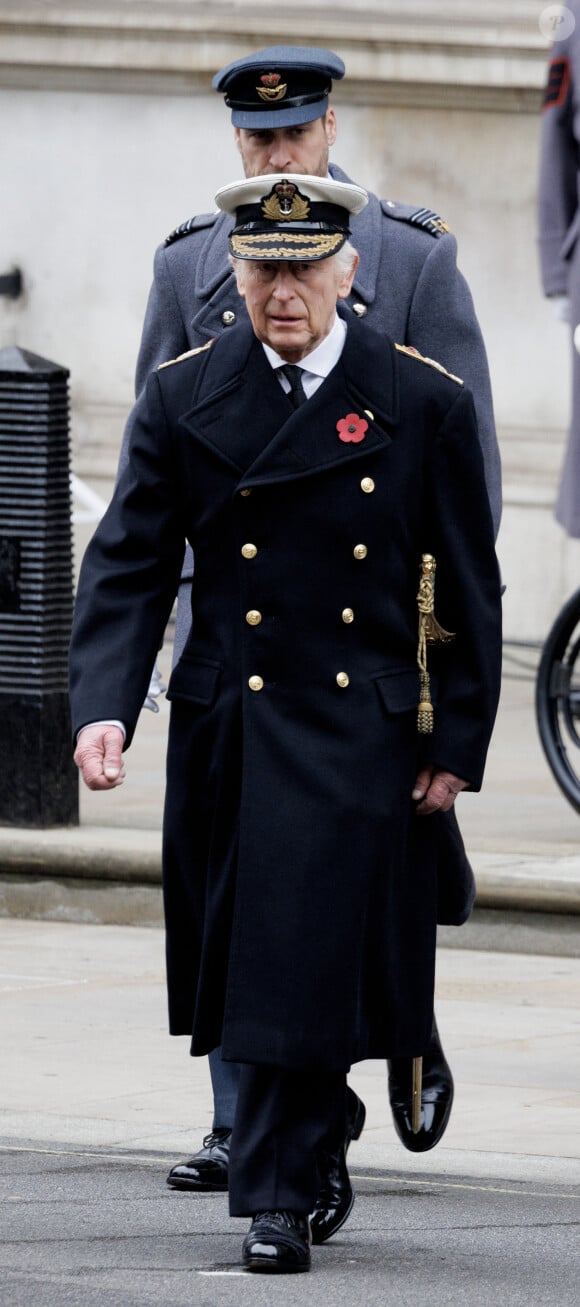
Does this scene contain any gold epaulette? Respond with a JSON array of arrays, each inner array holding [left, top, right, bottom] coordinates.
[[157, 340, 214, 370], [395, 343, 463, 386]]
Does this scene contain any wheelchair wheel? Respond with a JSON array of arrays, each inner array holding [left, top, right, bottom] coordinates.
[[536, 586, 580, 813]]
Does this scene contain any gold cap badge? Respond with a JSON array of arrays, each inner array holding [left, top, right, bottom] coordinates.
[[257, 72, 288, 102], [261, 180, 310, 222]]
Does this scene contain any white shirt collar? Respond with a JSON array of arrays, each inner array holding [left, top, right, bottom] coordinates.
[[262, 313, 347, 379]]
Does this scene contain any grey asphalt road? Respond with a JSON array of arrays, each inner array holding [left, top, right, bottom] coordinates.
[[1, 1146, 578, 1307]]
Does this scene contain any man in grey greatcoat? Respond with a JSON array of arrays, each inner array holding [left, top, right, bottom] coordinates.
[[117, 44, 502, 1215], [71, 174, 502, 1272], [538, 0, 580, 536]]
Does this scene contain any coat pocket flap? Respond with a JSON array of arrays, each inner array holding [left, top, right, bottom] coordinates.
[[373, 667, 421, 713], [166, 657, 222, 705]]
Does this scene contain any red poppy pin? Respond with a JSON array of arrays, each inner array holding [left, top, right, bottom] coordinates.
[[336, 412, 368, 444]]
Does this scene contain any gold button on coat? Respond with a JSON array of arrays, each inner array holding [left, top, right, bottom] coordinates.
[[361, 477, 375, 494], [353, 303, 367, 318], [249, 675, 264, 691], [342, 608, 354, 624], [240, 488, 252, 497], [246, 610, 262, 626], [336, 672, 350, 688], [222, 310, 236, 325], [353, 543, 368, 560], [241, 543, 257, 559]]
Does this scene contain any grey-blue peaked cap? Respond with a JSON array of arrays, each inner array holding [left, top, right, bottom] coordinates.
[[212, 46, 346, 128]]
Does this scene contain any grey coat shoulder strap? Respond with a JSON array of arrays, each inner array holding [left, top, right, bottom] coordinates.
[[164, 212, 219, 248], [380, 199, 451, 238]]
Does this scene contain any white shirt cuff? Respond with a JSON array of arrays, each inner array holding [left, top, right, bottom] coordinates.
[[76, 720, 126, 744]]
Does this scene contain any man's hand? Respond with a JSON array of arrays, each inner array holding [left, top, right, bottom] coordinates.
[[74, 725, 126, 791], [412, 766, 468, 815]]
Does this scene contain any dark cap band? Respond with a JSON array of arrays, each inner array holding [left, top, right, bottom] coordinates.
[[224, 87, 330, 113]]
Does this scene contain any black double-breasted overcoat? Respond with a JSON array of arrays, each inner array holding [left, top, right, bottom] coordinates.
[[69, 318, 502, 1071]]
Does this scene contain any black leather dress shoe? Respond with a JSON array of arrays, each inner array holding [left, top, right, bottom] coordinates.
[[166, 1127, 231, 1191], [388, 1018, 454, 1152], [242, 1211, 311, 1273], [310, 1085, 366, 1245]]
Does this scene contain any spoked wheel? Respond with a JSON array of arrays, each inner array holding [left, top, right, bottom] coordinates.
[[536, 586, 580, 813]]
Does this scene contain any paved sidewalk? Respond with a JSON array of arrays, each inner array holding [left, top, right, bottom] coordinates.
[[0, 918, 579, 1303]]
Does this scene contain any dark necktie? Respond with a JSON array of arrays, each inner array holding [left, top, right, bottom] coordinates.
[[280, 364, 307, 409]]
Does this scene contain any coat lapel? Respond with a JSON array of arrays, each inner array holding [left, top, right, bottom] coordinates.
[[179, 318, 399, 486], [241, 318, 399, 488], [178, 325, 294, 473]]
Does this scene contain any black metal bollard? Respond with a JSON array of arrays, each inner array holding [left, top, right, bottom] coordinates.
[[0, 347, 79, 826]]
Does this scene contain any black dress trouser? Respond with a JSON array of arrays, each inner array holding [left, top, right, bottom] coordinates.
[[228, 1063, 348, 1217]]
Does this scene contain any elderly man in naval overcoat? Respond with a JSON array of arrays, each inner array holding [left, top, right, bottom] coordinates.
[[71, 175, 502, 1272], [117, 43, 502, 1202], [538, 0, 580, 536]]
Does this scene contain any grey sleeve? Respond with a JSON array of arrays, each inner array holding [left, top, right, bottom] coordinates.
[[116, 243, 194, 620], [407, 233, 502, 539], [134, 246, 190, 393], [117, 245, 190, 477], [537, 48, 578, 297]]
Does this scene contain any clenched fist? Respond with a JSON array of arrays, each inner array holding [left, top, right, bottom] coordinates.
[[74, 724, 126, 791]]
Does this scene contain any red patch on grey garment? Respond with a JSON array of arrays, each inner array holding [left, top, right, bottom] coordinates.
[[543, 57, 570, 110]]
